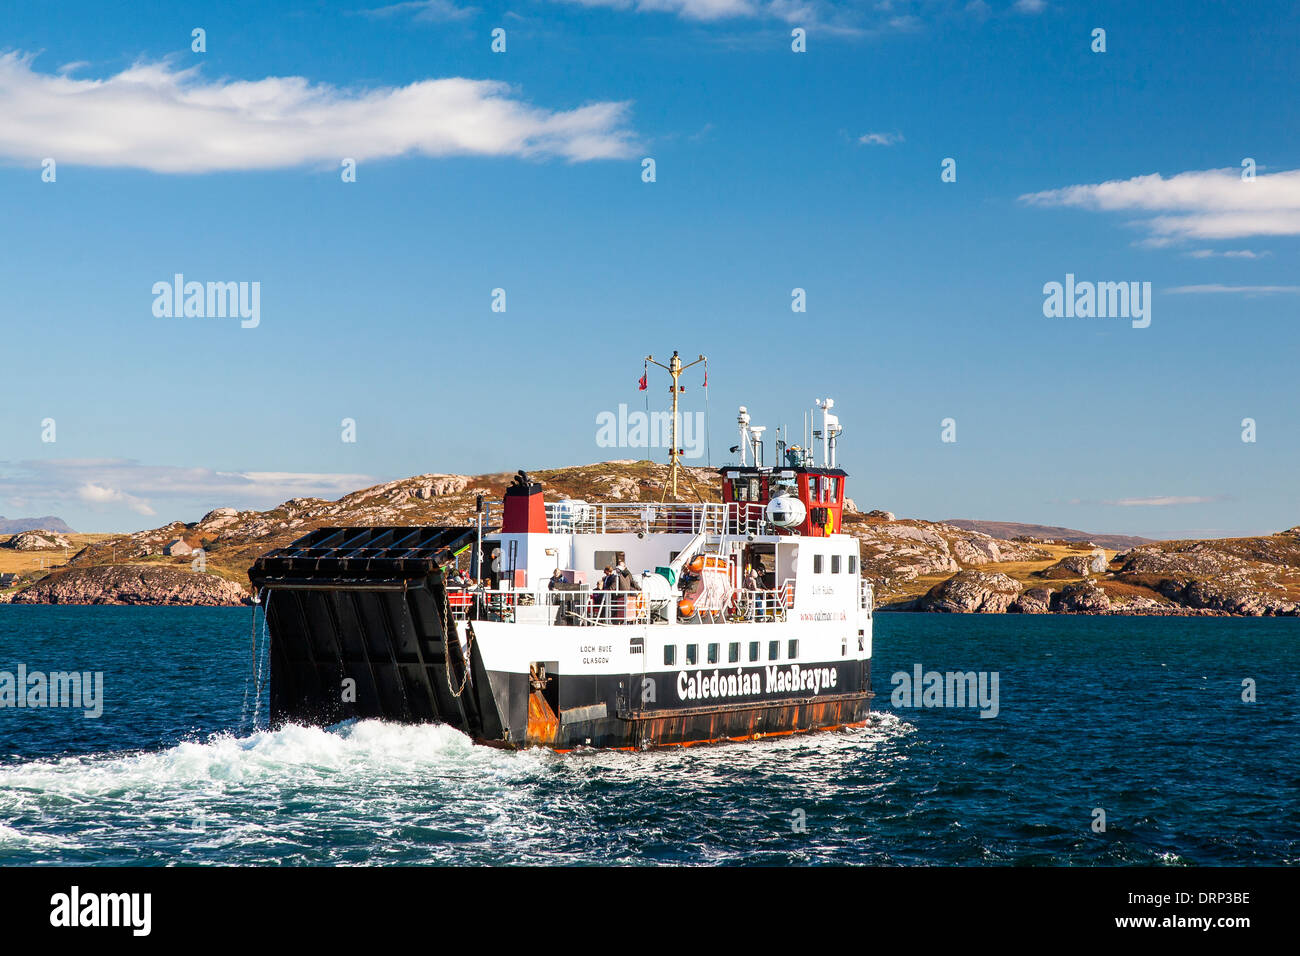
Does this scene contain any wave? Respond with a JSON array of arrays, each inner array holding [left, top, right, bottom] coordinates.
[[0, 715, 910, 865], [0, 720, 540, 800]]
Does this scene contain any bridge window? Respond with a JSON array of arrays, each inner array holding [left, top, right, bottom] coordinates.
[[707, 643, 719, 664], [831, 555, 842, 574], [686, 644, 698, 665], [664, 645, 676, 666], [749, 641, 760, 662], [848, 555, 857, 574], [813, 554, 824, 574], [768, 640, 779, 661], [728, 642, 740, 663], [733, 477, 761, 502], [788, 639, 799, 659]]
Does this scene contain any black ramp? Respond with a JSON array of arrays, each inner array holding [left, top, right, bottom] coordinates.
[[249, 526, 497, 737]]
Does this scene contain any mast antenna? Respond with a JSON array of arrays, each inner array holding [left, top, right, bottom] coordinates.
[[645, 350, 707, 500]]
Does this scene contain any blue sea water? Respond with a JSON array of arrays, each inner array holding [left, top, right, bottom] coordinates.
[[0, 606, 1296, 866]]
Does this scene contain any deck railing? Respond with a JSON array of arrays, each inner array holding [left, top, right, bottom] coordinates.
[[445, 587, 649, 626], [445, 581, 799, 627], [540, 501, 771, 536]]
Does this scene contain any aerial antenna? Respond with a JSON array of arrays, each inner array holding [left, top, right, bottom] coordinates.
[[737, 406, 751, 466], [645, 350, 707, 500], [815, 398, 841, 467]]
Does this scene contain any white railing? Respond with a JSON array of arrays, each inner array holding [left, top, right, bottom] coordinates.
[[726, 588, 788, 623], [537, 501, 772, 536], [859, 578, 874, 611], [445, 587, 649, 626]]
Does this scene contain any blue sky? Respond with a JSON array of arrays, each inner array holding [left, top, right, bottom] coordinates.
[[0, 0, 1296, 538]]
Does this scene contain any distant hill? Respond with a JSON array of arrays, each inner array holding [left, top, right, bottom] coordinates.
[[4, 463, 1294, 616], [942, 520, 1152, 551], [0, 515, 75, 534]]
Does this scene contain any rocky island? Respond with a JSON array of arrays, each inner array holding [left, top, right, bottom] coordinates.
[[1, 462, 1296, 615]]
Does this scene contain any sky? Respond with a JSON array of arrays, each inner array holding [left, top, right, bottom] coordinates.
[[0, 0, 1296, 538]]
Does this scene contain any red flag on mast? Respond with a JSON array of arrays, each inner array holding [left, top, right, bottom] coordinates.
[[638, 371, 647, 391]]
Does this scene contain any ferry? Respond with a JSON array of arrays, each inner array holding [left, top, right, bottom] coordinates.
[[248, 378, 873, 750]]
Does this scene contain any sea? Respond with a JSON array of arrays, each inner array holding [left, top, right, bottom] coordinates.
[[0, 606, 1296, 866]]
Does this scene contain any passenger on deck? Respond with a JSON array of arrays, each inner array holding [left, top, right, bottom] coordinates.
[[605, 565, 625, 621], [594, 565, 617, 621], [549, 568, 566, 590]]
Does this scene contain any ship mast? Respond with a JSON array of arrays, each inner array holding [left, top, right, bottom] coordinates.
[[645, 350, 706, 499]]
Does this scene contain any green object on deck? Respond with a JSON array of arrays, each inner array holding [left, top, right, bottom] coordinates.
[[655, 566, 676, 585]]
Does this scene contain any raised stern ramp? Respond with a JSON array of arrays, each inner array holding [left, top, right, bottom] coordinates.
[[247, 526, 507, 741]]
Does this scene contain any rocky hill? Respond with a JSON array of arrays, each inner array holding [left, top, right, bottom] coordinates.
[[2, 530, 72, 551], [941, 519, 1152, 551], [0, 515, 75, 534], [8, 566, 248, 606], [5, 461, 1296, 616]]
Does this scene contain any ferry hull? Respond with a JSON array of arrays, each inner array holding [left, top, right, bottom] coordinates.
[[249, 524, 874, 752], [532, 684, 873, 751]]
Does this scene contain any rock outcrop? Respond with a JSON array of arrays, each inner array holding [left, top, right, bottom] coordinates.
[[12, 566, 249, 606], [1053, 580, 1112, 613], [917, 570, 1023, 613], [4, 530, 71, 551], [1113, 537, 1300, 616], [1010, 587, 1053, 613], [1037, 549, 1108, 578]]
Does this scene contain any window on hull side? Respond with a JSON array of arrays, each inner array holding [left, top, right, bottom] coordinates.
[[728, 642, 740, 664], [707, 643, 719, 664], [749, 641, 760, 662], [813, 554, 824, 574], [664, 645, 676, 667], [848, 555, 857, 574], [768, 640, 779, 661], [831, 555, 842, 574], [788, 639, 799, 659], [686, 644, 698, 665]]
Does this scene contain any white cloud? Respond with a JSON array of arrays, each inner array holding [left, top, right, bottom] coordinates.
[[858, 131, 903, 146], [1166, 284, 1300, 295], [1104, 496, 1217, 507], [76, 482, 156, 516], [1020, 167, 1300, 243], [558, 0, 761, 20], [362, 0, 477, 21], [1, 459, 380, 521], [550, 0, 919, 32], [0, 52, 637, 173], [1014, 0, 1046, 13], [1185, 249, 1269, 259]]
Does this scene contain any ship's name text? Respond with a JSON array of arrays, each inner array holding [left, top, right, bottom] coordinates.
[[677, 664, 838, 701]]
